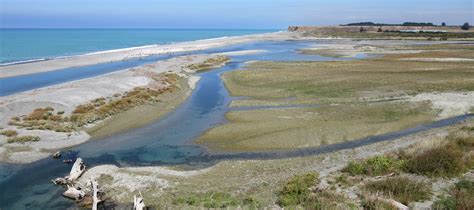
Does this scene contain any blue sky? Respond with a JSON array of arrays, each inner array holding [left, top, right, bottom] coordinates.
[[1, 0, 472, 29]]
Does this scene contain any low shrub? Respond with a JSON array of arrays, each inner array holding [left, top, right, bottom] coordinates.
[[277, 172, 319, 207], [343, 156, 405, 176], [0, 130, 18, 137], [433, 179, 474, 209], [365, 176, 431, 205], [405, 146, 465, 177], [7, 135, 41, 144]]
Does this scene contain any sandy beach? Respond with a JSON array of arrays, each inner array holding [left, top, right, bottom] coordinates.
[[0, 31, 297, 78]]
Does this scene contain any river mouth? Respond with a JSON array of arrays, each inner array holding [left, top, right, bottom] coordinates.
[[0, 40, 470, 209]]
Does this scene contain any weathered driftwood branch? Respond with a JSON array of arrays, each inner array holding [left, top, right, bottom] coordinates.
[[90, 179, 100, 210], [63, 185, 85, 201], [67, 157, 86, 182], [52, 177, 68, 185], [366, 194, 408, 210], [377, 197, 408, 210], [133, 191, 146, 210]]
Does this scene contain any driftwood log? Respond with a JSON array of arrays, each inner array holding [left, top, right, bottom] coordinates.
[[368, 195, 409, 210], [52, 157, 86, 185], [67, 158, 86, 182], [63, 185, 85, 201]]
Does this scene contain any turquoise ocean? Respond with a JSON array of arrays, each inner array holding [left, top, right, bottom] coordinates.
[[0, 29, 278, 64]]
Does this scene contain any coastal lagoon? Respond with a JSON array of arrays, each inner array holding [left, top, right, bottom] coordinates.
[[1, 37, 473, 209]]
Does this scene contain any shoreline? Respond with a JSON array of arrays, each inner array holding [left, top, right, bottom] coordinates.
[[0, 53, 228, 164], [0, 31, 293, 78]]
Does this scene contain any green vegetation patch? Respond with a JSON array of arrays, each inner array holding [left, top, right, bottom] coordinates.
[[364, 176, 431, 205], [343, 155, 406, 176], [277, 172, 319, 206], [224, 59, 474, 102], [433, 179, 474, 210], [7, 135, 41, 144], [276, 172, 355, 209]]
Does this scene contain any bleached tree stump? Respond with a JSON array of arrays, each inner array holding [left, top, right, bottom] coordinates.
[[133, 191, 146, 210]]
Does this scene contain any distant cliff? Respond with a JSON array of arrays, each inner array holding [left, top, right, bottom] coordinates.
[[288, 25, 463, 33]]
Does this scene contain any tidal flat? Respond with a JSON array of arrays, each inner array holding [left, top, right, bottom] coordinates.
[[197, 44, 474, 152]]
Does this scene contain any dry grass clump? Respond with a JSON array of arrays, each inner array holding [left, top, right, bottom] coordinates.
[[7, 135, 41, 144], [9, 107, 75, 132], [0, 130, 18, 137], [404, 134, 473, 177], [71, 85, 176, 126], [364, 176, 431, 205], [186, 55, 230, 72], [405, 146, 465, 178]]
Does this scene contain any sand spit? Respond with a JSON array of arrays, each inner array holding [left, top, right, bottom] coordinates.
[[0, 54, 229, 164], [300, 39, 472, 57], [400, 57, 474, 62], [0, 32, 296, 78]]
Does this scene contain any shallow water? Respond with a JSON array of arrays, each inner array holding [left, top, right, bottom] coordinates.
[[0, 40, 343, 96], [0, 40, 469, 209]]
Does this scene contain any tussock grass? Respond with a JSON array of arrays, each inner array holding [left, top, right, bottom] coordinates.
[[405, 146, 465, 177], [7, 135, 40, 144], [0, 130, 18, 137], [9, 107, 75, 132], [277, 172, 319, 206], [404, 134, 474, 177], [364, 176, 431, 205]]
